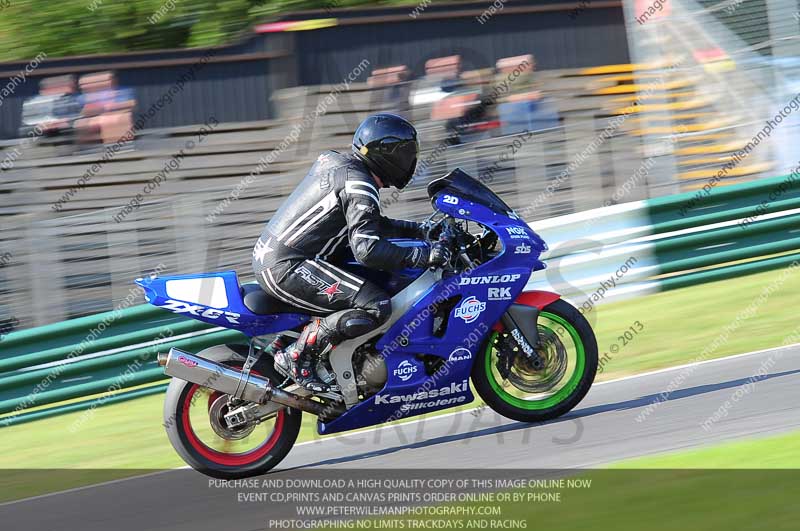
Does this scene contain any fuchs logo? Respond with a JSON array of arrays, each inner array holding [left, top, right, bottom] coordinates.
[[514, 243, 531, 254], [506, 226, 529, 239], [459, 274, 521, 285], [161, 300, 241, 324], [488, 287, 512, 300], [373, 380, 469, 405], [393, 360, 418, 382], [177, 355, 198, 368], [454, 296, 486, 323], [448, 348, 472, 363]]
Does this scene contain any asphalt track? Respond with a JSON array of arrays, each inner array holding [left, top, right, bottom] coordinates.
[[2, 345, 799, 530]]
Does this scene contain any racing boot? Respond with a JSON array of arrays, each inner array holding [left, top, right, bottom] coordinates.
[[265, 334, 291, 356], [284, 319, 339, 393], [269, 334, 295, 376]]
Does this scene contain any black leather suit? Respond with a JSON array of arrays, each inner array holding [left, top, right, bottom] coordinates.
[[252, 151, 427, 344]]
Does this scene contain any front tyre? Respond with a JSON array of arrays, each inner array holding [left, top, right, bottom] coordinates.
[[163, 345, 302, 479], [472, 298, 597, 423]]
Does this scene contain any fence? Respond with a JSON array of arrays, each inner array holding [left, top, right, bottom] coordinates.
[[1, 171, 798, 427], [0, 122, 651, 330], [7, 48, 786, 330]]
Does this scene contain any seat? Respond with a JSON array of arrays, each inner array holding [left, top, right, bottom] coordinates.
[[240, 283, 311, 315]]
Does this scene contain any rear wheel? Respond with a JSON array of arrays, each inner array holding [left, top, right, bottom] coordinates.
[[163, 345, 302, 479], [471, 299, 597, 423]]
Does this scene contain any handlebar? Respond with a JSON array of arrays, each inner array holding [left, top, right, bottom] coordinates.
[[422, 215, 479, 270]]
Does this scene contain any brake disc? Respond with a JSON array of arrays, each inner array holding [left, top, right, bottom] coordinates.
[[505, 327, 568, 394]]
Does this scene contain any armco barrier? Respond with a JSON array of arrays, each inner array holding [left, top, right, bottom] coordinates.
[[0, 312, 245, 426], [1, 172, 798, 427], [529, 171, 800, 300]]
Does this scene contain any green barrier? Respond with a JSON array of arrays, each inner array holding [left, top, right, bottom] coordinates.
[[0, 304, 166, 352], [0, 383, 169, 428], [654, 214, 800, 275], [0, 367, 167, 419], [648, 172, 800, 233], [661, 252, 800, 291], [660, 236, 800, 275], [0, 319, 213, 373], [652, 195, 800, 235], [0, 329, 246, 416], [0, 326, 222, 392], [654, 211, 800, 253]]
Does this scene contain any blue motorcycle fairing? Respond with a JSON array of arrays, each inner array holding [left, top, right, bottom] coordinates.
[[317, 187, 548, 435]]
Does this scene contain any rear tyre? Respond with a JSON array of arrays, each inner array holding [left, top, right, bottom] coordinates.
[[163, 344, 302, 479], [471, 298, 597, 423]]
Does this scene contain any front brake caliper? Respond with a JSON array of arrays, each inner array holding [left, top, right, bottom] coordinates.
[[495, 334, 516, 379], [508, 328, 545, 371]]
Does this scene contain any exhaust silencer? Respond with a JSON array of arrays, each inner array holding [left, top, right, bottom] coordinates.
[[160, 348, 343, 417]]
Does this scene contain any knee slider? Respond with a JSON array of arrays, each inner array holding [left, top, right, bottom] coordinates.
[[341, 317, 376, 338], [337, 309, 379, 338]]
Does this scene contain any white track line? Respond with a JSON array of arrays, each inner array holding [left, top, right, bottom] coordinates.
[[0, 468, 184, 508], [3, 341, 798, 507]]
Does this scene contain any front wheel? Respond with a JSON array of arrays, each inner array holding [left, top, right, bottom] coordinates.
[[163, 345, 302, 479], [471, 298, 597, 423]]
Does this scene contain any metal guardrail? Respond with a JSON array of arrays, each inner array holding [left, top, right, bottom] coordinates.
[[0, 305, 244, 427], [0, 172, 798, 427], [529, 171, 800, 304]]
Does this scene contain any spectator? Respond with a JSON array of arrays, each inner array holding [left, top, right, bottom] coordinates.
[[367, 65, 412, 117], [453, 68, 499, 143], [425, 55, 465, 130], [75, 71, 136, 151], [415, 56, 496, 145], [495, 54, 559, 135], [410, 55, 462, 109], [19, 75, 81, 139]]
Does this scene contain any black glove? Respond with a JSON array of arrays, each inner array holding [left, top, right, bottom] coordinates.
[[406, 246, 431, 269], [427, 239, 453, 269]]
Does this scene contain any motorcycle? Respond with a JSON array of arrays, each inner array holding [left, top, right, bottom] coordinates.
[[137, 168, 598, 478]]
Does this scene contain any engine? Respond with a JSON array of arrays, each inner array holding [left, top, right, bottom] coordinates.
[[352, 342, 388, 396]]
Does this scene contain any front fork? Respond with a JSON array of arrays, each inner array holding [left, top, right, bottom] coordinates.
[[497, 304, 544, 377]]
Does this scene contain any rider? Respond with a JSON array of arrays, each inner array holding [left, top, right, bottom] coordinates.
[[252, 113, 451, 392]]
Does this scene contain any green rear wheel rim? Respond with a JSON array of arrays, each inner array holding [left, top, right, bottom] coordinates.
[[484, 311, 585, 410]]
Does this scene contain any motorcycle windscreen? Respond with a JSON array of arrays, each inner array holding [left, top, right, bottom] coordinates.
[[426, 168, 513, 215]]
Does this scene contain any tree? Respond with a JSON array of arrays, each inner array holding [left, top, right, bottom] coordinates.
[[0, 0, 412, 62]]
